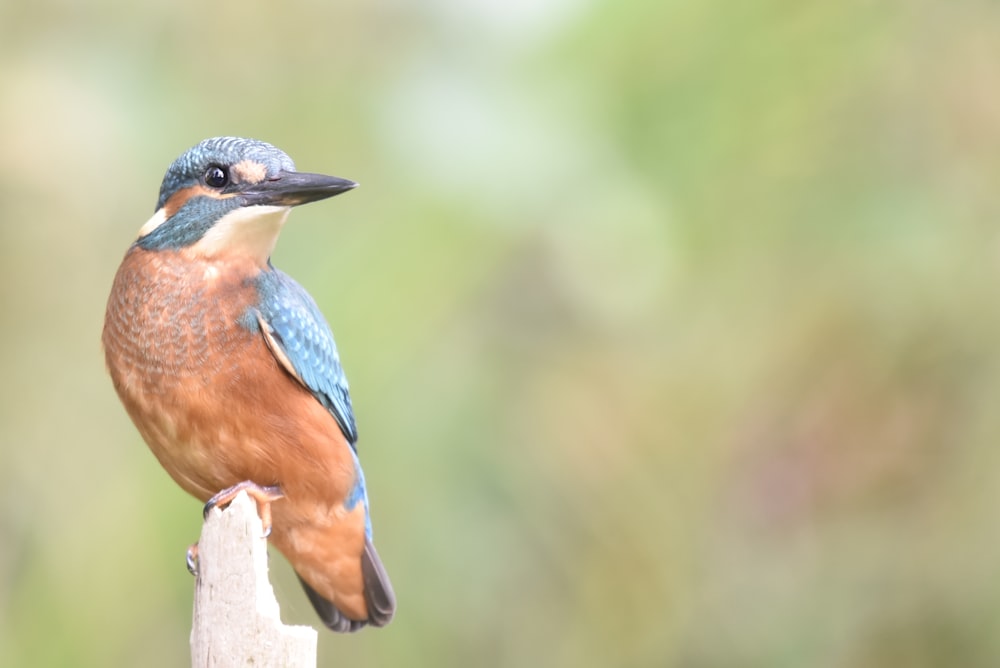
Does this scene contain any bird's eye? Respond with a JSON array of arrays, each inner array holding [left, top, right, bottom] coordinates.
[[204, 165, 229, 188]]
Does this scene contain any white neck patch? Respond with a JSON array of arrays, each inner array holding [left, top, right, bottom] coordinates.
[[137, 208, 168, 238]]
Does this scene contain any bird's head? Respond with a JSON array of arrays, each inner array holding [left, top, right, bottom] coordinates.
[[136, 137, 356, 265]]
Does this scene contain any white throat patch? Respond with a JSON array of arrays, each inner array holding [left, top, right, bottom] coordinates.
[[188, 205, 291, 265]]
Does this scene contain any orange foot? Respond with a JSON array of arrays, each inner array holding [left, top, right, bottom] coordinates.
[[204, 481, 285, 536], [186, 543, 200, 575], [186, 481, 285, 576]]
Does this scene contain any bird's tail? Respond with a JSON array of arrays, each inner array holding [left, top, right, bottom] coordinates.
[[298, 536, 396, 633]]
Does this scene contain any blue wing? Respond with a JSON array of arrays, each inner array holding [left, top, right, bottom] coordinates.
[[249, 268, 358, 446]]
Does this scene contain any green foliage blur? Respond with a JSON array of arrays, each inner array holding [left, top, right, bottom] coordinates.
[[2, 1, 1000, 666]]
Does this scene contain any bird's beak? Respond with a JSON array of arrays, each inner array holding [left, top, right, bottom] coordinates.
[[242, 170, 358, 207]]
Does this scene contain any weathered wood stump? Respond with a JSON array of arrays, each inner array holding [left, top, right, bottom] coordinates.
[[190, 491, 317, 667]]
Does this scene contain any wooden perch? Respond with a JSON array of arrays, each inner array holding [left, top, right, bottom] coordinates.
[[190, 491, 317, 667]]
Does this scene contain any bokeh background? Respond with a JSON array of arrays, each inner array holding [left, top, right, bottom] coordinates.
[[3, 1, 1000, 666]]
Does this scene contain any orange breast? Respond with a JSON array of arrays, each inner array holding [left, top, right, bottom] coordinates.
[[104, 245, 373, 621], [102, 247, 356, 507]]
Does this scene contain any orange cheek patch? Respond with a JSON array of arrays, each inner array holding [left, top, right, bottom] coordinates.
[[232, 160, 268, 185], [164, 185, 210, 218], [164, 184, 240, 217]]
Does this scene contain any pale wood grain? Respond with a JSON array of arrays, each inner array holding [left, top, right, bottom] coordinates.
[[190, 491, 317, 667]]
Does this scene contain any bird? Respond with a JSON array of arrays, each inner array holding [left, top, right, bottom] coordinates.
[[102, 136, 395, 632]]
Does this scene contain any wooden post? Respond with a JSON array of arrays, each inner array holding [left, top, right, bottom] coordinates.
[[190, 491, 317, 667]]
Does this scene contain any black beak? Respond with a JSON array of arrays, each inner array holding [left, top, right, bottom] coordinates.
[[242, 170, 358, 207]]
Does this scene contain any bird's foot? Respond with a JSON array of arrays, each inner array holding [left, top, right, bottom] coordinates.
[[186, 543, 199, 576], [203, 481, 285, 537], [186, 482, 283, 575]]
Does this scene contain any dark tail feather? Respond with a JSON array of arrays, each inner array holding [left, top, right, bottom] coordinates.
[[361, 536, 396, 627], [298, 575, 367, 633], [298, 536, 396, 633]]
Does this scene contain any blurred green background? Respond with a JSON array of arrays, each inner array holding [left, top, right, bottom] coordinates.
[[3, 0, 1000, 666]]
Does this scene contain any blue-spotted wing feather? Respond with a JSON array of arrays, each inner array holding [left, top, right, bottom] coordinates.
[[250, 268, 358, 446]]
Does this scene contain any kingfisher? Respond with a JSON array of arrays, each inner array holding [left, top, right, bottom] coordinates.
[[102, 137, 395, 632]]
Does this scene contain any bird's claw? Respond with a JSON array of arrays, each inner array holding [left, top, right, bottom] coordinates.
[[186, 482, 283, 574], [203, 480, 285, 536], [186, 543, 199, 576]]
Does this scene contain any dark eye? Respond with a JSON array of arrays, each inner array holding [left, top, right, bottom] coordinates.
[[204, 165, 229, 188]]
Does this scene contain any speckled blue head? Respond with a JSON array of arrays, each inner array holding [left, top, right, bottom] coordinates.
[[155, 137, 296, 210], [137, 137, 357, 254]]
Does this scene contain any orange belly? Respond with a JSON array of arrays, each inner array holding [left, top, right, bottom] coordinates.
[[103, 245, 368, 619]]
